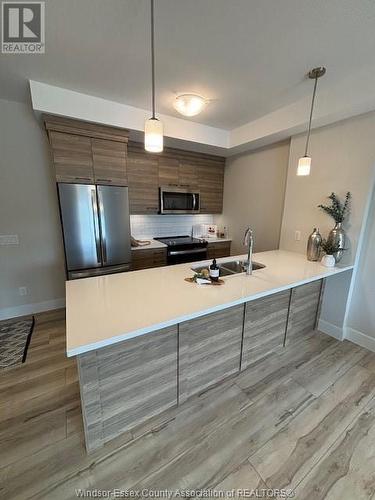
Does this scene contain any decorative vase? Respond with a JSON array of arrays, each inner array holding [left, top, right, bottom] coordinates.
[[321, 254, 336, 268], [307, 228, 322, 261], [327, 222, 346, 263]]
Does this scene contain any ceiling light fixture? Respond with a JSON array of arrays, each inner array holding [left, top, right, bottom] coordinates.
[[173, 94, 207, 117], [144, 0, 163, 153], [297, 66, 326, 176]]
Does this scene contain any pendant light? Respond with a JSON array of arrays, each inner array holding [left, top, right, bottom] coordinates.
[[144, 0, 163, 153], [297, 66, 326, 176]]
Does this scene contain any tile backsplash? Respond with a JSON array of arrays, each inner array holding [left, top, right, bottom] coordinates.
[[130, 214, 214, 239]]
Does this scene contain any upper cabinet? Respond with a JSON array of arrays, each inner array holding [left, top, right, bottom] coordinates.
[[127, 153, 159, 214], [48, 131, 94, 184], [91, 138, 127, 186], [44, 114, 129, 186], [197, 163, 224, 214], [45, 116, 225, 215], [128, 141, 225, 215]]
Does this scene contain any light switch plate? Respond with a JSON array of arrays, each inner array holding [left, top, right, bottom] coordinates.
[[0, 235, 19, 246], [294, 230, 301, 241]]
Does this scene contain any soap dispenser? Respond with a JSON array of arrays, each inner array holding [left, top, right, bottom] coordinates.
[[209, 259, 220, 281]]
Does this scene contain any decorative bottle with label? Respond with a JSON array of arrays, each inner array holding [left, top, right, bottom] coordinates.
[[209, 259, 220, 281]]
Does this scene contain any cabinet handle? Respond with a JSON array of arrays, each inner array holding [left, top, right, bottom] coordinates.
[[75, 177, 91, 181], [96, 178, 112, 183]]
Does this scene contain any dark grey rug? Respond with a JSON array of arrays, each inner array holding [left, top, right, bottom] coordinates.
[[0, 316, 35, 371]]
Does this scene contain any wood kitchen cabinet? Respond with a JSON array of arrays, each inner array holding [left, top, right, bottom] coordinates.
[[77, 325, 178, 451], [48, 131, 94, 183], [158, 158, 180, 186], [91, 138, 127, 185], [179, 304, 243, 403], [241, 290, 291, 370], [284, 279, 323, 345], [127, 154, 159, 214], [131, 247, 167, 270], [207, 241, 231, 259], [197, 163, 225, 214], [178, 163, 198, 188], [45, 115, 129, 186]]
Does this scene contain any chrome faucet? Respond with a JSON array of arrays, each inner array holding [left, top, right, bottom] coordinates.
[[243, 227, 254, 275]]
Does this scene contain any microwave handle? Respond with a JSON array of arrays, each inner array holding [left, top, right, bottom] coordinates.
[[193, 193, 197, 210]]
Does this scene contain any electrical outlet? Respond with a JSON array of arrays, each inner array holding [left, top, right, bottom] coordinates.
[[295, 230, 301, 241], [0, 235, 19, 246], [18, 286, 28, 296]]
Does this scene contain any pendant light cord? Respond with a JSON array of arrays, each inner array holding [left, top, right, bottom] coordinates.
[[304, 75, 318, 156], [150, 0, 156, 119]]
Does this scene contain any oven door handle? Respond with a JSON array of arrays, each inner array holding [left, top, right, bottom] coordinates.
[[169, 248, 207, 256]]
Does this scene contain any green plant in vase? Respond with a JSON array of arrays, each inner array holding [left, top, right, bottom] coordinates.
[[318, 192, 351, 263]]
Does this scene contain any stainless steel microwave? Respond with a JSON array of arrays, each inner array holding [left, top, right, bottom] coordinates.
[[160, 186, 200, 214]]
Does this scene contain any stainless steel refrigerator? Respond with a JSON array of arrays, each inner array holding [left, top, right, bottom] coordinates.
[[58, 183, 131, 279]]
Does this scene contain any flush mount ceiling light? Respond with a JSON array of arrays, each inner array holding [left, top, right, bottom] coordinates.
[[144, 0, 163, 153], [173, 94, 207, 117], [297, 66, 326, 176]]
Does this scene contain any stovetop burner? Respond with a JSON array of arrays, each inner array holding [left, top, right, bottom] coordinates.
[[155, 235, 206, 247]]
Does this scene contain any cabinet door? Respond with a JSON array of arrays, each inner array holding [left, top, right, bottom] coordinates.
[[178, 163, 198, 188], [78, 326, 178, 451], [92, 138, 127, 185], [197, 163, 224, 213], [158, 158, 179, 187], [49, 131, 94, 183], [285, 280, 323, 344], [207, 241, 231, 259], [179, 305, 243, 403], [241, 290, 290, 370], [127, 154, 159, 214], [131, 248, 167, 270]]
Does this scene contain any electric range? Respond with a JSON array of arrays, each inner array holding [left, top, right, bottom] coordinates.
[[154, 235, 208, 265]]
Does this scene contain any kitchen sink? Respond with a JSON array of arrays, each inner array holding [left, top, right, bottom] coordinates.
[[192, 259, 265, 276]]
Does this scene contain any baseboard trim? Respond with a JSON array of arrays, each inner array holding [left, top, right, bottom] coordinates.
[[345, 327, 375, 353], [318, 319, 344, 341], [0, 298, 66, 320]]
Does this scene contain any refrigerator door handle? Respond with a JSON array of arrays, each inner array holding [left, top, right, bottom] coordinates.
[[97, 188, 108, 264], [90, 188, 102, 264]]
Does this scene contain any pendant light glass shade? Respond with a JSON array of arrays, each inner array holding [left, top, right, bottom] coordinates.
[[297, 155, 311, 176], [145, 118, 163, 152]]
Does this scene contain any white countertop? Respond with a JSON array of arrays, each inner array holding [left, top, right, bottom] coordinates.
[[205, 237, 232, 244], [66, 250, 353, 357], [131, 239, 167, 251]]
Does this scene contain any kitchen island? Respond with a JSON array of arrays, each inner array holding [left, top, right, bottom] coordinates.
[[67, 250, 353, 451]]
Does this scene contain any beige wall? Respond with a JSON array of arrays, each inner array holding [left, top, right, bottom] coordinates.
[[218, 141, 290, 255], [0, 99, 65, 318], [280, 111, 375, 265]]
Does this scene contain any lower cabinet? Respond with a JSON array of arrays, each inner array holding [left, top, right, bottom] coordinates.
[[241, 290, 291, 370], [285, 280, 323, 344], [207, 241, 231, 259], [77, 325, 178, 451], [178, 305, 244, 403], [131, 248, 167, 270]]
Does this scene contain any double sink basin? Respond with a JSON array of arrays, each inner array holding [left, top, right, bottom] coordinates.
[[192, 259, 266, 277]]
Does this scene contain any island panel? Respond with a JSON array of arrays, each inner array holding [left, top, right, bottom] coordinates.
[[241, 289, 291, 370], [285, 279, 323, 344], [178, 304, 244, 403], [78, 325, 178, 451]]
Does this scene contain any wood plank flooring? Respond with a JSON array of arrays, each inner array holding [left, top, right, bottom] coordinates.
[[1, 309, 375, 499]]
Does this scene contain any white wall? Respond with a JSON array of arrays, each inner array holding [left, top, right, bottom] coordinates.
[[0, 99, 65, 319], [345, 185, 375, 346], [218, 141, 290, 254], [280, 111, 375, 265]]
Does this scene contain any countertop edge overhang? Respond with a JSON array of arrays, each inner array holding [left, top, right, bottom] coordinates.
[[65, 250, 354, 357]]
